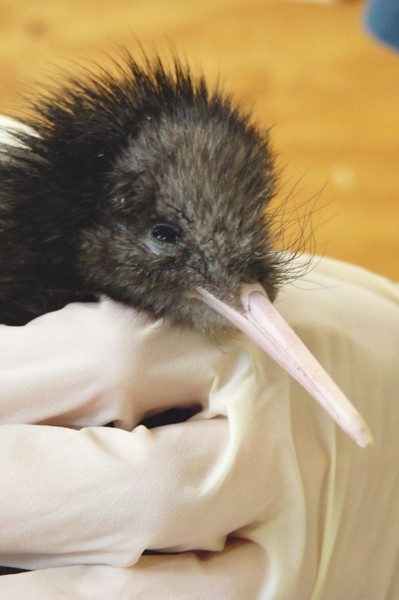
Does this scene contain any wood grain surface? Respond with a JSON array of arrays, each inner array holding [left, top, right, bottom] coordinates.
[[0, 0, 397, 279]]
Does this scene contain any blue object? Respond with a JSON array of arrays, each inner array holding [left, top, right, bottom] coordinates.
[[364, 0, 399, 52]]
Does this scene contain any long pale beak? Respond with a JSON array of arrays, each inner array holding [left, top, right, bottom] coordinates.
[[195, 283, 373, 448]]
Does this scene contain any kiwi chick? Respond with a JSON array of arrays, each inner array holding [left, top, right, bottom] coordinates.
[[0, 52, 374, 578]]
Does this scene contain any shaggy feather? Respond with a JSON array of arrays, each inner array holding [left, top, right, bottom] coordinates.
[[0, 53, 282, 330]]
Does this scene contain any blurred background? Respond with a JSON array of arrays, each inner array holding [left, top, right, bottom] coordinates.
[[0, 0, 397, 279]]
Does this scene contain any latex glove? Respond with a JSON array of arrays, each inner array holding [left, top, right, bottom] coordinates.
[[0, 256, 398, 600], [0, 300, 281, 574], [0, 300, 220, 429], [0, 540, 267, 600]]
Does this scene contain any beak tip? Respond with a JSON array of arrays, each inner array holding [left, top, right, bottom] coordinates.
[[356, 428, 374, 449]]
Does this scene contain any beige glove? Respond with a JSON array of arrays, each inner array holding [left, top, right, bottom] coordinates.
[[0, 299, 219, 428], [0, 256, 398, 600]]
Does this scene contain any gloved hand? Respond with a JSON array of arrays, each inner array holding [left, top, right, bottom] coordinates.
[[0, 256, 398, 600], [0, 297, 290, 579], [0, 299, 220, 429]]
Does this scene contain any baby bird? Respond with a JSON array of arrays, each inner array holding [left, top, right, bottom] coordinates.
[[0, 53, 371, 446]]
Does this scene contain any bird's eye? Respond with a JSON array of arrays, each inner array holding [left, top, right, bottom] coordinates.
[[151, 222, 182, 245]]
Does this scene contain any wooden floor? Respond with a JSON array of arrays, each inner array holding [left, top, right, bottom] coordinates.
[[0, 0, 397, 279]]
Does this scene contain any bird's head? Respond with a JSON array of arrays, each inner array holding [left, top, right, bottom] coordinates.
[[78, 97, 280, 334]]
